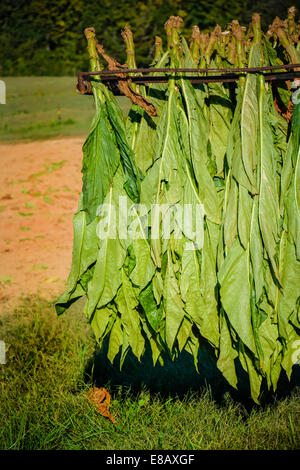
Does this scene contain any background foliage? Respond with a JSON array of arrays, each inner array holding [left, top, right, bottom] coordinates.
[[0, 0, 294, 76]]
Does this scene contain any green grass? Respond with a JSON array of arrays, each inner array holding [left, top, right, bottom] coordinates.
[[0, 296, 299, 450], [0, 77, 131, 141]]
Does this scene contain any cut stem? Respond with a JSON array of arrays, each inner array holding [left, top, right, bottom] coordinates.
[[84, 27, 103, 74], [190, 26, 201, 64], [205, 25, 221, 63], [269, 16, 299, 66], [154, 36, 163, 61], [122, 25, 138, 91], [84, 27, 104, 104]]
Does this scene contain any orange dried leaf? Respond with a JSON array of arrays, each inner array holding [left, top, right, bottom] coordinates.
[[87, 387, 116, 424], [96, 44, 157, 117]]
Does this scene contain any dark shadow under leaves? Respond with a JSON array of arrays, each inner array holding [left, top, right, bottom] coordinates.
[[83, 337, 300, 409]]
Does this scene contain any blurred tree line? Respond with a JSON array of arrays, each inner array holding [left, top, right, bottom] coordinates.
[[0, 0, 295, 76]]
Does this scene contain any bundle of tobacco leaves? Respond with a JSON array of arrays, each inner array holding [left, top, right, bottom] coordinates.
[[56, 8, 300, 403]]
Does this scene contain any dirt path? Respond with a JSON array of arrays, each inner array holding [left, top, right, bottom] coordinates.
[[0, 137, 84, 311]]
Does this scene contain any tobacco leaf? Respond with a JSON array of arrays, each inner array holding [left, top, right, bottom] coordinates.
[[97, 44, 157, 117]]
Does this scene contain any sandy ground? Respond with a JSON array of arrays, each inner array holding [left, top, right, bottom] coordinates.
[[0, 138, 84, 311]]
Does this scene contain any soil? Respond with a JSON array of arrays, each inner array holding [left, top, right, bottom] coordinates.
[[0, 137, 84, 312]]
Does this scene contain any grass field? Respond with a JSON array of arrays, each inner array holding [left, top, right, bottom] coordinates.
[[0, 296, 299, 450], [0, 77, 131, 141]]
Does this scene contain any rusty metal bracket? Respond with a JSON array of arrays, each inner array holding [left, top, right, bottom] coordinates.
[[76, 76, 93, 94]]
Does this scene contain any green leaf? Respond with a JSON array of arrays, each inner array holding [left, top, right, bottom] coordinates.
[[116, 270, 145, 361], [207, 86, 232, 175], [134, 111, 158, 175], [55, 210, 87, 314], [217, 311, 238, 389], [223, 171, 238, 251], [86, 172, 127, 318], [180, 78, 221, 224], [242, 348, 262, 404], [164, 249, 185, 350], [238, 185, 253, 250], [82, 100, 120, 223], [218, 239, 257, 355], [176, 316, 193, 352], [140, 87, 185, 267], [139, 283, 163, 332], [239, 44, 262, 194], [91, 306, 116, 346], [277, 233, 300, 340], [105, 96, 141, 203], [258, 80, 280, 281], [107, 316, 123, 364], [128, 205, 155, 290], [180, 242, 219, 348]]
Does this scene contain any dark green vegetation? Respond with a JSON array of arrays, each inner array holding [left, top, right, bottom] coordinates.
[[0, 0, 294, 75], [0, 77, 130, 141], [0, 296, 299, 450]]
